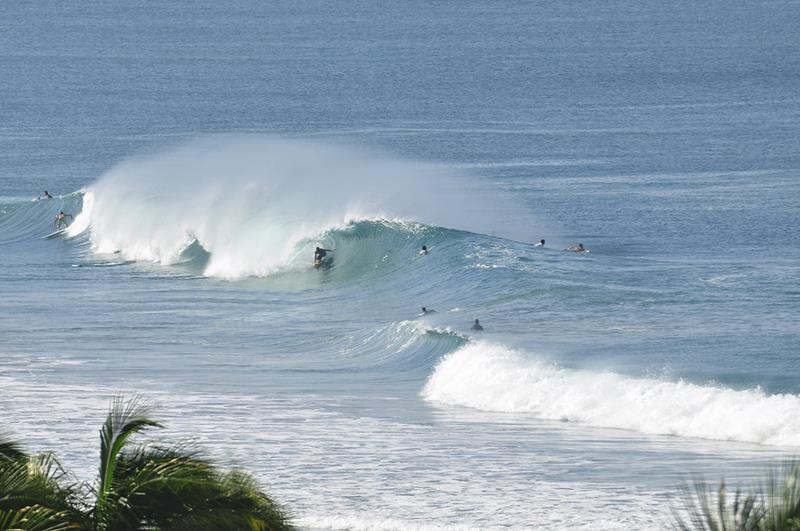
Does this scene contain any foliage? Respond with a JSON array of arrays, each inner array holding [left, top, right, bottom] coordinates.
[[0, 398, 292, 531], [675, 462, 800, 531]]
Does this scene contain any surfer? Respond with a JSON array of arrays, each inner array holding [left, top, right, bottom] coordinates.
[[566, 243, 587, 252], [421, 307, 436, 315], [41, 190, 53, 199], [314, 246, 333, 264], [419, 245, 428, 255], [53, 211, 73, 230], [535, 239, 545, 247], [471, 319, 483, 331]]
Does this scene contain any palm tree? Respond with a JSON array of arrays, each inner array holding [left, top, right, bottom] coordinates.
[[0, 398, 292, 531]]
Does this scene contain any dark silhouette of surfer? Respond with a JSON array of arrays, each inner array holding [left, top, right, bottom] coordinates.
[[471, 319, 483, 331], [314, 247, 333, 267], [53, 211, 73, 230]]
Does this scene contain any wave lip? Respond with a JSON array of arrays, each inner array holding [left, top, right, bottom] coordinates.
[[421, 342, 800, 446]]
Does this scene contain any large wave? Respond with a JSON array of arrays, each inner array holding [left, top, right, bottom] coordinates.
[[72, 135, 524, 279], [421, 342, 800, 446]]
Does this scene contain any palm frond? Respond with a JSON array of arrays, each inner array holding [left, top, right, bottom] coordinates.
[[0, 453, 87, 529], [97, 396, 161, 502], [103, 444, 292, 530], [673, 479, 765, 531], [760, 462, 800, 529], [0, 505, 85, 531], [0, 434, 27, 462]]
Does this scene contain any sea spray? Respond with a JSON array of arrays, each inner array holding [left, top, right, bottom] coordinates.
[[421, 342, 800, 446], [72, 135, 530, 279]]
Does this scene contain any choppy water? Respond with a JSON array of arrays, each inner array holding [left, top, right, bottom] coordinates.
[[2, 1, 799, 529]]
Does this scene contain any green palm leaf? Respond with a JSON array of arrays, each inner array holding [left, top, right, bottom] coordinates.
[[0, 434, 27, 462], [0, 505, 85, 531]]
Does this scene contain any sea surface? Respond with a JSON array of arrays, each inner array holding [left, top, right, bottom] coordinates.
[[2, 1, 799, 529]]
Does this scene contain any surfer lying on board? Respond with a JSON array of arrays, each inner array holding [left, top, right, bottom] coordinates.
[[53, 211, 73, 230], [566, 243, 588, 252], [314, 246, 333, 263]]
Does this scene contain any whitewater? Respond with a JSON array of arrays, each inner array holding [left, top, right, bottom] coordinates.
[[2, 0, 800, 529]]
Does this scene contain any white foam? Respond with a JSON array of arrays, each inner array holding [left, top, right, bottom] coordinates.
[[421, 342, 800, 446], [74, 135, 531, 279]]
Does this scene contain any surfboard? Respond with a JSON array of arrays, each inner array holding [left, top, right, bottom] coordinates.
[[314, 256, 333, 269], [42, 228, 68, 240]]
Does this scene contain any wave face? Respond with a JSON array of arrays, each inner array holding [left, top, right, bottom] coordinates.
[[422, 342, 800, 446], [75, 136, 511, 279], [0, 193, 84, 244]]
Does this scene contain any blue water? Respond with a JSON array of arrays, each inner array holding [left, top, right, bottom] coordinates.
[[2, 1, 800, 529]]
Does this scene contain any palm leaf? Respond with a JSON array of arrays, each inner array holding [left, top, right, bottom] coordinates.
[[674, 479, 765, 531], [0, 505, 84, 531], [0, 453, 87, 529], [760, 462, 800, 529], [97, 397, 161, 505], [99, 443, 292, 530], [0, 434, 27, 462]]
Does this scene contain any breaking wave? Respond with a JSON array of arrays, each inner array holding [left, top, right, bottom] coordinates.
[[422, 342, 800, 446], [70, 135, 526, 279]]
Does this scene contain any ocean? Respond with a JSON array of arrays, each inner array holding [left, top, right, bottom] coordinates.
[[1, 0, 799, 529]]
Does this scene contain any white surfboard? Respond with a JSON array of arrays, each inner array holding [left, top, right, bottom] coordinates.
[[42, 228, 68, 240]]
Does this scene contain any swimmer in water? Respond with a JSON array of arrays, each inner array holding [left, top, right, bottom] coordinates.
[[419, 245, 428, 255], [471, 318, 483, 331], [535, 239, 545, 247], [566, 243, 587, 252], [421, 307, 436, 315]]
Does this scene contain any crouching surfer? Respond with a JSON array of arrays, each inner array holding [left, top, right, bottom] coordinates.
[[54, 211, 73, 231], [314, 246, 333, 268]]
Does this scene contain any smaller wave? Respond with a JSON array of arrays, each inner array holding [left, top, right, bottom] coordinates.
[[421, 342, 800, 446]]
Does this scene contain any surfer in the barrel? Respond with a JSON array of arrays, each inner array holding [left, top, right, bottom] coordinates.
[[53, 211, 73, 231], [314, 246, 333, 267]]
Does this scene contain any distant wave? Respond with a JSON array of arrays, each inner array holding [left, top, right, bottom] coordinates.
[[70, 135, 524, 279], [422, 342, 800, 446]]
